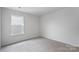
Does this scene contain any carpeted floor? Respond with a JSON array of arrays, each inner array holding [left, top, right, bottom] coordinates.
[[0, 38, 79, 52]]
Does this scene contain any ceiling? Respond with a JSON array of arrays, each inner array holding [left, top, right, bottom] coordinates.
[[6, 7, 64, 16]]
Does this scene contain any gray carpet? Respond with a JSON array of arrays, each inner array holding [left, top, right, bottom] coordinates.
[[0, 38, 79, 52]]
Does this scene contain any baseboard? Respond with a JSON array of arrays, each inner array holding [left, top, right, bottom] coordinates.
[[42, 36, 79, 47], [1, 36, 40, 48]]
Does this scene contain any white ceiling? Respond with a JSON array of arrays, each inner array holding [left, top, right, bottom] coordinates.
[[6, 7, 64, 16]]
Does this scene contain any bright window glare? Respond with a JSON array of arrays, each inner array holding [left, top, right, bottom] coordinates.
[[11, 15, 24, 35], [11, 15, 24, 25]]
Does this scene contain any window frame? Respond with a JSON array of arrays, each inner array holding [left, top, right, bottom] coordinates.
[[10, 15, 24, 36]]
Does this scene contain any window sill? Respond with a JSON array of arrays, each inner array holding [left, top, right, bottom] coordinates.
[[10, 33, 25, 36]]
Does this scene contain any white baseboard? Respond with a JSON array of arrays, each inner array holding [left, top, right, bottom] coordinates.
[[42, 35, 79, 47], [2, 33, 39, 47]]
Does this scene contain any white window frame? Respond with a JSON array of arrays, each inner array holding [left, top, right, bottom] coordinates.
[[11, 15, 24, 36]]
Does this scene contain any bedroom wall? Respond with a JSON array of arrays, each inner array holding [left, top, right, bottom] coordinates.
[[40, 8, 79, 47], [0, 8, 2, 47], [2, 8, 40, 46]]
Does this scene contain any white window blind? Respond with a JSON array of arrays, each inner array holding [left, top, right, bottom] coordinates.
[[11, 15, 24, 35]]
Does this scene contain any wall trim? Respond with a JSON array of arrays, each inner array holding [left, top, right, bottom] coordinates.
[[2, 36, 41, 47], [41, 35, 79, 47]]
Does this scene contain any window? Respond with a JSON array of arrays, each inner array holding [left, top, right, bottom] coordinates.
[[11, 15, 24, 35]]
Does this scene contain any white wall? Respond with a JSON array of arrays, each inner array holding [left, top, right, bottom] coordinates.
[[2, 7, 79, 47], [2, 8, 40, 46], [40, 8, 79, 47], [0, 8, 1, 47]]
